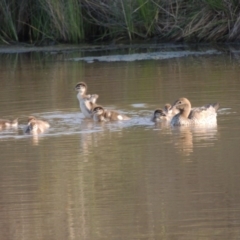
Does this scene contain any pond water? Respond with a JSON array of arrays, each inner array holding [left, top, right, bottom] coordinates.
[[0, 44, 240, 240]]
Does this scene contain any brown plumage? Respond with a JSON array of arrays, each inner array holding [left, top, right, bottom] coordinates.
[[151, 103, 179, 122], [171, 97, 219, 126], [25, 116, 50, 134], [151, 109, 167, 122], [92, 105, 130, 122], [0, 118, 18, 129]]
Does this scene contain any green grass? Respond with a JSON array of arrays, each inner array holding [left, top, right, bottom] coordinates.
[[0, 0, 18, 42], [0, 0, 240, 44]]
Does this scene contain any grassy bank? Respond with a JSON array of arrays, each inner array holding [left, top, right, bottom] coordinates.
[[1, 0, 240, 44]]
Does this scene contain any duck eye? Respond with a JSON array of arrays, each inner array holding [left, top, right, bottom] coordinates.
[[178, 101, 182, 104]]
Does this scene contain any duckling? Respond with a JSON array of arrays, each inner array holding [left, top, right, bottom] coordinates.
[[171, 97, 219, 126], [164, 103, 179, 117], [92, 105, 130, 122], [151, 103, 179, 122], [75, 82, 99, 118], [0, 118, 18, 129], [25, 116, 50, 134], [151, 109, 167, 122]]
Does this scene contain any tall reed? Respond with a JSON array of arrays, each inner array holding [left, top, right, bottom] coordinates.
[[37, 0, 85, 42], [0, 0, 18, 42], [0, 0, 240, 43]]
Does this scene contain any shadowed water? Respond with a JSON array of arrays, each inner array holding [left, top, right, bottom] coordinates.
[[0, 45, 240, 240]]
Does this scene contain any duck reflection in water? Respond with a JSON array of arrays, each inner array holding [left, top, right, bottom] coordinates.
[[172, 127, 194, 157], [172, 125, 218, 157]]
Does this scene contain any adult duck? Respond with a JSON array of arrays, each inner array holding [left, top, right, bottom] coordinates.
[[171, 98, 219, 126]]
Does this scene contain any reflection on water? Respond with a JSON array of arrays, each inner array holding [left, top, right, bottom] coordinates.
[[1, 46, 240, 239], [172, 125, 218, 158]]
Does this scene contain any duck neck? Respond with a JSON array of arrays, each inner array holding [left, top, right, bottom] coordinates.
[[77, 91, 85, 100], [181, 104, 191, 118]]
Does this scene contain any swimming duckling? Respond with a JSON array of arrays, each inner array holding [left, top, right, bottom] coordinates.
[[151, 103, 179, 122], [92, 105, 130, 122], [171, 97, 219, 126], [151, 109, 167, 122], [164, 103, 179, 117], [0, 118, 18, 129], [75, 82, 99, 118], [25, 116, 50, 134]]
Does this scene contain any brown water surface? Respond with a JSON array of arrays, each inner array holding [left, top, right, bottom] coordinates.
[[0, 45, 240, 240]]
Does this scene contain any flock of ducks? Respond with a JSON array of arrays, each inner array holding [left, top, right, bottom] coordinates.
[[152, 99, 219, 126], [0, 116, 50, 135], [75, 82, 130, 122], [75, 82, 219, 126], [0, 82, 219, 135]]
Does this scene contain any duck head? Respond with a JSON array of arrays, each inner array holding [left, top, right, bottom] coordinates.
[[75, 82, 87, 95], [93, 105, 105, 116], [164, 103, 172, 112], [173, 98, 191, 111], [25, 119, 38, 134], [154, 109, 166, 118]]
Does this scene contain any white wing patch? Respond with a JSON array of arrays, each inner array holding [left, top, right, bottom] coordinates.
[[117, 115, 123, 120]]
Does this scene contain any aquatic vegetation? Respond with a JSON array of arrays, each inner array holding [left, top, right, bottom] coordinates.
[[0, 0, 240, 44]]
